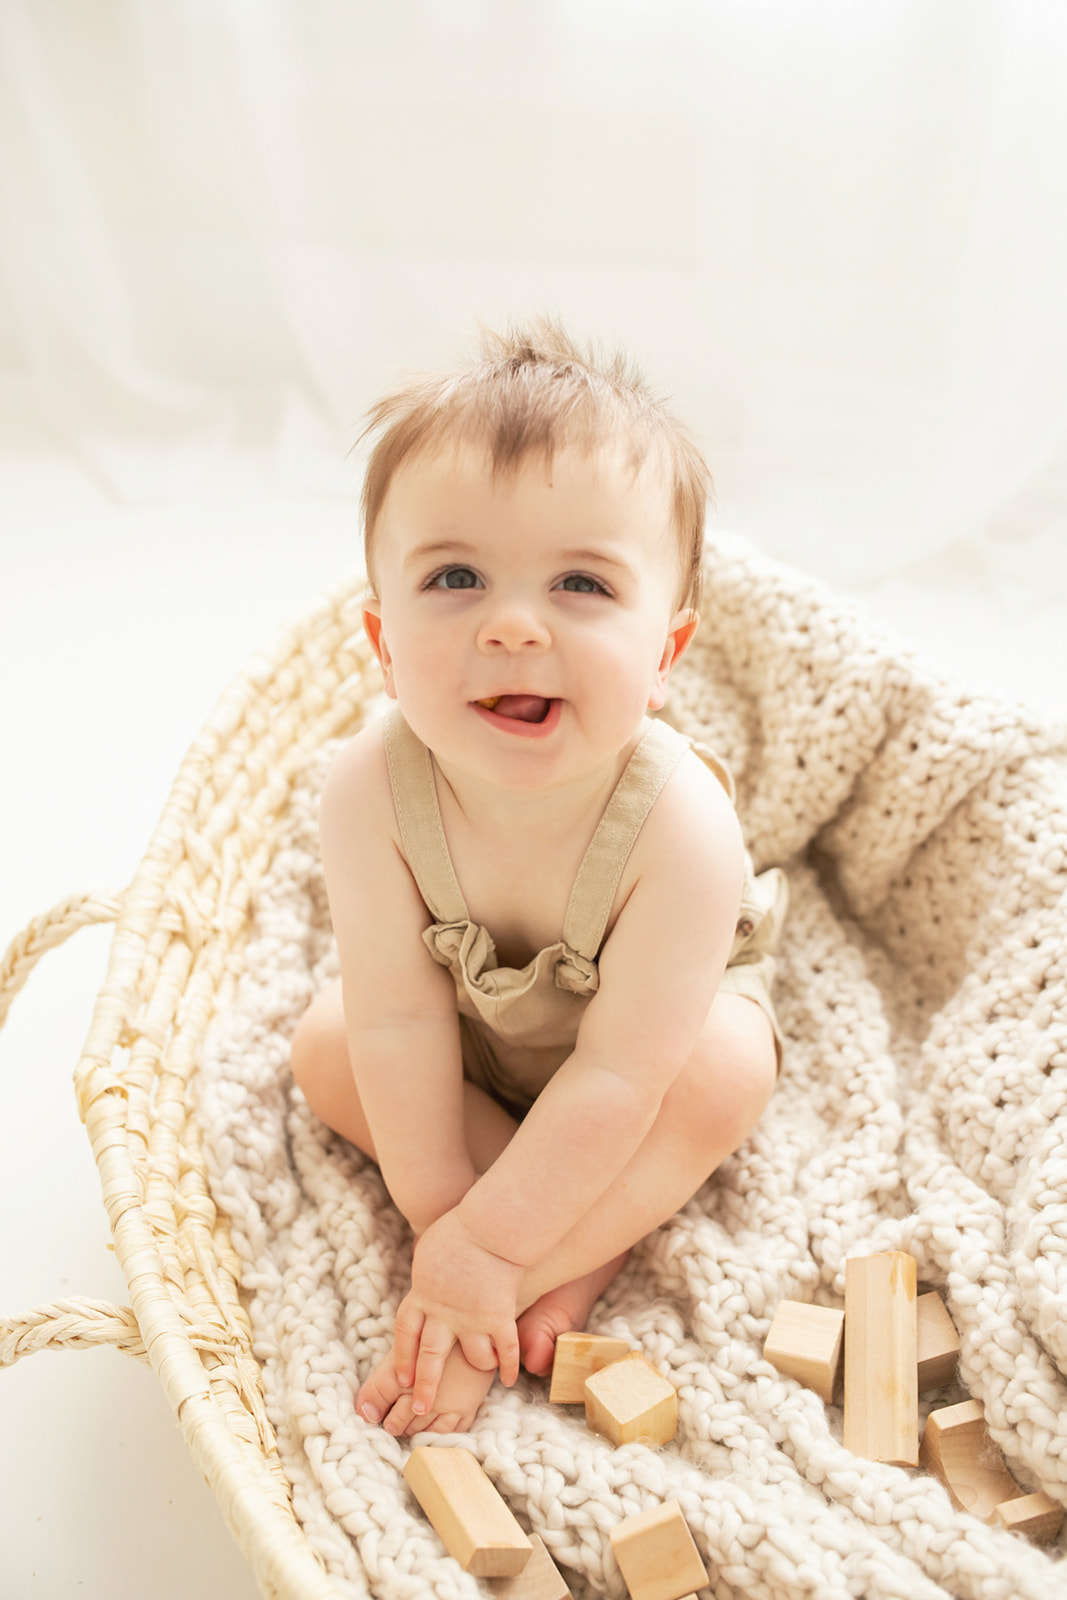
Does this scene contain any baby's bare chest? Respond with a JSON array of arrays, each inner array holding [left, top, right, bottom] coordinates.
[[447, 830, 627, 971]]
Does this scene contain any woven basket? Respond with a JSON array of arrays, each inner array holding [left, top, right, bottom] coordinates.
[[0, 577, 375, 1600], [6, 555, 1067, 1600]]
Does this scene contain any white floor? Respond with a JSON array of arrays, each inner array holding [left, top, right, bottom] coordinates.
[[2, 435, 1065, 1598]]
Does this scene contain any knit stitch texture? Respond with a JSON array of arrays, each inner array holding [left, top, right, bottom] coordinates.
[[198, 535, 1067, 1599]]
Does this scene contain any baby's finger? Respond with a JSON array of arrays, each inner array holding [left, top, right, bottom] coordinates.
[[393, 1300, 425, 1390], [411, 1320, 454, 1416], [494, 1325, 521, 1388], [459, 1332, 500, 1374]]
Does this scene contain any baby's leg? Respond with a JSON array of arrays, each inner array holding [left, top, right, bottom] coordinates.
[[514, 1253, 630, 1377], [291, 979, 379, 1156], [291, 977, 516, 1173], [292, 987, 774, 1408], [291, 982, 632, 1396], [514, 991, 777, 1312]]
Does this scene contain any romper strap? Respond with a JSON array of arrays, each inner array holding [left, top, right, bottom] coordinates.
[[561, 718, 689, 961], [382, 709, 469, 924]]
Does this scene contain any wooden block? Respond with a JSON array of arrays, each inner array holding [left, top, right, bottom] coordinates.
[[403, 1446, 532, 1577], [763, 1299, 844, 1403], [609, 1500, 709, 1600], [916, 1291, 960, 1391], [843, 1252, 918, 1465], [919, 1399, 1020, 1519], [993, 1491, 1064, 1543], [584, 1354, 678, 1448], [488, 1534, 574, 1598], [550, 1332, 632, 1403]]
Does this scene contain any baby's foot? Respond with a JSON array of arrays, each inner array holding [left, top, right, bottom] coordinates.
[[517, 1252, 630, 1377], [356, 1346, 405, 1430], [358, 1343, 496, 1437]]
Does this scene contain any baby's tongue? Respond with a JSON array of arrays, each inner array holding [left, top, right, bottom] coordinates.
[[492, 694, 551, 723]]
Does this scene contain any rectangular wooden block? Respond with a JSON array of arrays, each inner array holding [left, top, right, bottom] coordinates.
[[993, 1491, 1064, 1543], [584, 1354, 678, 1448], [763, 1299, 844, 1403], [549, 1332, 632, 1403], [403, 1446, 532, 1577], [609, 1499, 709, 1600], [916, 1291, 960, 1391], [919, 1399, 1020, 1520], [843, 1252, 918, 1466], [488, 1533, 574, 1598]]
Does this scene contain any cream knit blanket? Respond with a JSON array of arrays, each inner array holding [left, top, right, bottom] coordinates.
[[199, 536, 1067, 1599]]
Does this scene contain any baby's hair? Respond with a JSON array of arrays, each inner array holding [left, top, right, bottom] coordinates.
[[358, 316, 712, 611]]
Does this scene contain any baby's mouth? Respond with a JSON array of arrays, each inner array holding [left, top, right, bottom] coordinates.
[[476, 694, 554, 724]]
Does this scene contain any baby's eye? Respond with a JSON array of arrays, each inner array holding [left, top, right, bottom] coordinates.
[[427, 565, 481, 590], [557, 572, 610, 595]]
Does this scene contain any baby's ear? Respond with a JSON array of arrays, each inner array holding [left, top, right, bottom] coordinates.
[[648, 608, 699, 710], [362, 599, 397, 697]]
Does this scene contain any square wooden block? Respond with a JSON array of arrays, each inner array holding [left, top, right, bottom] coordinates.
[[403, 1446, 532, 1577], [916, 1291, 960, 1391], [609, 1499, 708, 1600], [763, 1299, 844, 1403], [550, 1332, 632, 1403], [584, 1354, 678, 1448]]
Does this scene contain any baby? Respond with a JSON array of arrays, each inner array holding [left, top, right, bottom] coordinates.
[[291, 318, 787, 1437]]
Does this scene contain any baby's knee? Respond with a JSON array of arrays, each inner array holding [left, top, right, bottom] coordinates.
[[290, 980, 347, 1106], [676, 994, 777, 1146], [289, 982, 375, 1153]]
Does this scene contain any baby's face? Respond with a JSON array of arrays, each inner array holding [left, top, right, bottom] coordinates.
[[363, 444, 696, 791]]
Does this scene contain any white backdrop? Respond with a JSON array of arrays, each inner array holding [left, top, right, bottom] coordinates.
[[3, 0, 1067, 577], [3, 5, 1067, 1598]]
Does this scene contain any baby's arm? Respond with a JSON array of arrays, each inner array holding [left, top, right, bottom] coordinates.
[[319, 729, 522, 1406], [319, 730, 477, 1236], [452, 756, 747, 1272]]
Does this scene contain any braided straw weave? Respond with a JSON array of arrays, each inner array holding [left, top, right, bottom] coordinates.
[[1, 581, 376, 1599]]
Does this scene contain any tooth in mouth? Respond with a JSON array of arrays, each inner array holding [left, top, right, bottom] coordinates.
[[476, 696, 501, 709]]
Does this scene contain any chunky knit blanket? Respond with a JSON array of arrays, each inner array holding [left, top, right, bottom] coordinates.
[[199, 535, 1067, 1599]]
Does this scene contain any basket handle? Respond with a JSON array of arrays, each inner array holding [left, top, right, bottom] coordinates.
[[0, 1298, 147, 1367], [0, 889, 122, 1032], [0, 891, 144, 1364]]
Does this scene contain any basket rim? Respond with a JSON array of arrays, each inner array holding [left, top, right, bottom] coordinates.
[[73, 571, 373, 1599]]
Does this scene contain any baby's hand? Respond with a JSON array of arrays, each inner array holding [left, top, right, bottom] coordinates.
[[394, 1210, 523, 1418]]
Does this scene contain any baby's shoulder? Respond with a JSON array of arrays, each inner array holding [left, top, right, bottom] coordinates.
[[636, 735, 744, 878], [662, 735, 740, 822], [319, 717, 396, 847]]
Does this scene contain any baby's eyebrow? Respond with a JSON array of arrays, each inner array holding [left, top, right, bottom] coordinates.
[[403, 539, 477, 570], [560, 547, 635, 575]]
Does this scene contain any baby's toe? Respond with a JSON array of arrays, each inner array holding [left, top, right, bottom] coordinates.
[[357, 1367, 404, 1426], [418, 1412, 463, 1436], [516, 1312, 560, 1376], [383, 1394, 417, 1437]]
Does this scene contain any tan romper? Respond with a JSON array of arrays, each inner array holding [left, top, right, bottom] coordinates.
[[383, 708, 788, 1119]]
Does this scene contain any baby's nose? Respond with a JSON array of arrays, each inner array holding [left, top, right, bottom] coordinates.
[[477, 594, 551, 651]]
